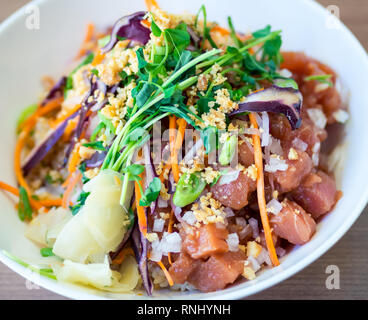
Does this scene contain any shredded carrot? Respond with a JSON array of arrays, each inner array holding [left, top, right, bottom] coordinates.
[[141, 19, 151, 28], [0, 181, 39, 209], [62, 171, 82, 209], [249, 112, 279, 267], [20, 97, 63, 131], [0, 181, 66, 210], [135, 177, 148, 236], [91, 50, 106, 66], [112, 247, 134, 265], [14, 97, 65, 195], [167, 210, 175, 265], [38, 198, 68, 208], [62, 119, 78, 142], [145, 0, 160, 11], [76, 23, 95, 59], [156, 261, 174, 286], [68, 145, 82, 174], [172, 118, 187, 183], [211, 25, 230, 36], [50, 104, 81, 128]]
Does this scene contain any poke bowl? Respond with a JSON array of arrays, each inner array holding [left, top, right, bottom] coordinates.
[[0, 0, 367, 300]]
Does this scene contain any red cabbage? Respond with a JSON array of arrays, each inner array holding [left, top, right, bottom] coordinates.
[[229, 86, 303, 129], [41, 76, 66, 106], [22, 111, 79, 175], [101, 12, 150, 54], [142, 141, 158, 216], [84, 150, 107, 168], [131, 220, 153, 296]]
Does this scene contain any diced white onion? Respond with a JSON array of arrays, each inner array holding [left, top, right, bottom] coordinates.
[[265, 157, 288, 173], [333, 109, 349, 123], [256, 248, 272, 266], [260, 112, 270, 147], [312, 153, 319, 166], [158, 197, 168, 208], [312, 142, 321, 153], [182, 211, 197, 226], [160, 232, 182, 255], [279, 68, 293, 78], [218, 169, 240, 185], [248, 218, 259, 239], [292, 137, 308, 152], [224, 207, 235, 217], [153, 219, 165, 232], [248, 256, 261, 272], [266, 198, 283, 214], [149, 240, 163, 262], [269, 137, 283, 155], [226, 233, 240, 252], [307, 108, 327, 129]]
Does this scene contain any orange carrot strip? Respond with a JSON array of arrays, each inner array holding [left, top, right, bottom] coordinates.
[[211, 25, 230, 36], [135, 177, 148, 237], [157, 261, 174, 286], [15, 97, 66, 195], [76, 23, 95, 59], [38, 198, 68, 208], [172, 119, 187, 183], [167, 210, 175, 265], [0, 181, 41, 209], [68, 145, 81, 174], [249, 112, 279, 267], [0, 181, 55, 210], [51, 104, 81, 128], [141, 19, 151, 28], [91, 50, 105, 66], [20, 97, 63, 131], [145, 0, 160, 11], [112, 247, 134, 265], [62, 172, 82, 209]]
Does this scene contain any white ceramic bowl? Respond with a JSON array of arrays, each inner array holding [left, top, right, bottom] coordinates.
[[0, 0, 367, 300]]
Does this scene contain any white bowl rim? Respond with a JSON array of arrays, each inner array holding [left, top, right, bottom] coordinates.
[[0, 0, 367, 300]]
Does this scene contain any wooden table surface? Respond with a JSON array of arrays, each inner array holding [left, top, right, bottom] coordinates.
[[0, 0, 367, 300]]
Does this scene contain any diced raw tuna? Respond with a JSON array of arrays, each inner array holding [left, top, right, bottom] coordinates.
[[188, 251, 246, 292], [180, 223, 229, 259], [169, 253, 199, 284], [290, 171, 338, 219], [238, 141, 254, 167], [288, 118, 327, 156], [271, 149, 312, 193], [211, 172, 257, 210], [270, 199, 316, 245], [281, 51, 343, 124]]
